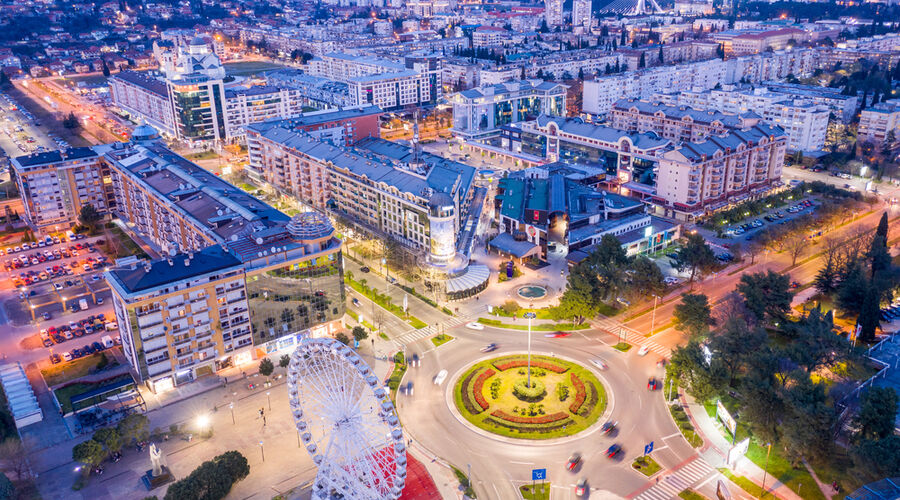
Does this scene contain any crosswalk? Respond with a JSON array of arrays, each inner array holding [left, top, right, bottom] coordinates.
[[391, 315, 470, 346], [634, 458, 716, 500], [593, 316, 672, 358]]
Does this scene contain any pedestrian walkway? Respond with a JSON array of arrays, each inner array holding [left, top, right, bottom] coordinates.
[[594, 316, 671, 357], [634, 457, 716, 500], [392, 315, 471, 346]]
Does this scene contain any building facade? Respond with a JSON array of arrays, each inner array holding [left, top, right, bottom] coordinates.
[[859, 99, 900, 145], [449, 80, 567, 140], [10, 148, 115, 232]]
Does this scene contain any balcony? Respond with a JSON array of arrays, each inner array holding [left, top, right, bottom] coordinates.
[[148, 361, 172, 377]]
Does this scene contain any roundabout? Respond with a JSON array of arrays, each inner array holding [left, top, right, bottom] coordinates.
[[453, 354, 607, 439]]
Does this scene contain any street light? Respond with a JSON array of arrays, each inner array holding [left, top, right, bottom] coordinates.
[[196, 414, 210, 437], [266, 391, 271, 411], [649, 294, 660, 336], [229, 402, 235, 425], [524, 312, 536, 387], [259, 440, 265, 462]]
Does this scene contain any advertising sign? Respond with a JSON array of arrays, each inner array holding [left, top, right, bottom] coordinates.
[[716, 400, 737, 437]]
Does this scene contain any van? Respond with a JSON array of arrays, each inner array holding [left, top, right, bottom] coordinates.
[[66, 231, 75, 240], [105, 322, 118, 331], [101, 335, 114, 349]]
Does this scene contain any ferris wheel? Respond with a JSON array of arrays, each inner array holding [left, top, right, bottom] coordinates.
[[288, 337, 407, 500]]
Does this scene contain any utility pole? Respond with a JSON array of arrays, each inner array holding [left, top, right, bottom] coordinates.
[[525, 312, 536, 386], [650, 295, 659, 335], [759, 442, 772, 499]]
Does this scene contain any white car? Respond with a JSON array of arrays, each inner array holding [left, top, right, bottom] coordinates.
[[590, 358, 608, 371], [465, 322, 485, 330], [637, 345, 650, 356], [61, 352, 72, 362], [664, 276, 680, 285], [433, 369, 448, 386]]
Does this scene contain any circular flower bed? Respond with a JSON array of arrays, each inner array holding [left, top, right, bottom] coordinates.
[[512, 379, 546, 401], [454, 354, 607, 440]]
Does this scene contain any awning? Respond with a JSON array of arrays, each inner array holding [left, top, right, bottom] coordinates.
[[446, 264, 491, 294], [488, 232, 541, 259]]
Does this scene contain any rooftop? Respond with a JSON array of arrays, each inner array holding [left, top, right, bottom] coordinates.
[[12, 147, 98, 169], [107, 244, 242, 294], [112, 70, 169, 98]]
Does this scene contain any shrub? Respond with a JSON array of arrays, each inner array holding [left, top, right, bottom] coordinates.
[[517, 367, 547, 377], [459, 370, 482, 414], [164, 450, 249, 500], [500, 300, 522, 315], [557, 383, 569, 402], [490, 410, 569, 425], [569, 373, 587, 414], [490, 379, 501, 399], [513, 379, 546, 402], [472, 369, 494, 410], [258, 357, 274, 376], [494, 359, 567, 373]]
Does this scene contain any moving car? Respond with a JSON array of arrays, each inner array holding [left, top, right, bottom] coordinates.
[[575, 478, 587, 497], [647, 377, 660, 391], [433, 369, 448, 386], [606, 444, 622, 458], [545, 331, 572, 338], [589, 358, 608, 371], [601, 421, 617, 435], [637, 345, 650, 356], [566, 453, 581, 471], [480, 343, 498, 353], [403, 381, 414, 396], [359, 266, 370, 273], [466, 322, 485, 330]]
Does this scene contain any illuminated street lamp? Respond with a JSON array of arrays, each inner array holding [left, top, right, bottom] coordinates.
[[196, 414, 211, 437], [524, 312, 536, 386]]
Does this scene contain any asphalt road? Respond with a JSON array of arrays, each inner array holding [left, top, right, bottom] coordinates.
[[395, 323, 692, 500]]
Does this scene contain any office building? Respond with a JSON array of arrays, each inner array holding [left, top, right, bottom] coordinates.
[[859, 99, 900, 145], [449, 80, 567, 140], [11, 148, 115, 233]]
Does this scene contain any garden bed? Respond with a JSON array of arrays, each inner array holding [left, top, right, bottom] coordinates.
[[477, 318, 590, 331], [454, 355, 606, 439], [632, 455, 662, 477], [431, 334, 454, 347]]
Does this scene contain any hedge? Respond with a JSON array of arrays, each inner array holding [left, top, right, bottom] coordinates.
[[483, 417, 573, 434], [490, 410, 569, 425], [459, 370, 483, 415], [472, 369, 494, 411], [493, 359, 568, 373], [569, 373, 586, 415]]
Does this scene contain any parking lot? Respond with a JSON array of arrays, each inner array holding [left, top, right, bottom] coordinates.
[[722, 198, 816, 242], [3, 234, 112, 322], [0, 91, 67, 155]]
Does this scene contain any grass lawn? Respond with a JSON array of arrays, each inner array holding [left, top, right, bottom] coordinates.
[[223, 61, 287, 76], [678, 490, 708, 500], [520, 483, 550, 500], [632, 455, 662, 477], [668, 401, 703, 448], [41, 352, 109, 387], [431, 334, 453, 347], [183, 150, 220, 160], [612, 342, 632, 352], [477, 318, 590, 331], [492, 307, 556, 319], [346, 276, 428, 329], [103, 225, 148, 259], [718, 469, 774, 499], [379, 332, 389, 340], [454, 355, 607, 440], [386, 357, 407, 392]]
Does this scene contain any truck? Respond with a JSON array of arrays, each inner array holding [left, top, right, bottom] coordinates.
[[79, 298, 88, 311]]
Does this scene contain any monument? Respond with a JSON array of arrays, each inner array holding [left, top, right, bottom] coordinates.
[[142, 443, 174, 490]]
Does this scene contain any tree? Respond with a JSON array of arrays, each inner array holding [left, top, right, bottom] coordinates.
[[116, 413, 149, 445], [556, 264, 602, 324], [0, 438, 30, 480], [671, 232, 717, 286], [782, 233, 806, 266], [78, 204, 102, 231], [92, 427, 122, 456], [352, 325, 368, 342], [638, 52, 646, 68], [627, 256, 666, 301], [814, 251, 841, 296], [739, 349, 783, 444], [62, 112, 80, 129], [258, 357, 274, 377], [787, 307, 844, 373], [72, 439, 105, 467], [781, 376, 836, 464], [855, 387, 899, 441], [858, 284, 881, 343], [101, 60, 110, 77], [0, 473, 14, 500], [673, 293, 712, 337], [837, 262, 869, 316], [736, 270, 793, 325], [658, 46, 664, 64], [853, 435, 900, 479], [667, 340, 726, 401], [335, 332, 351, 345], [709, 315, 767, 385], [165, 451, 249, 500], [278, 354, 290, 369]]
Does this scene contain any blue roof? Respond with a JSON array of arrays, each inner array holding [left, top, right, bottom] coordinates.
[[108, 245, 242, 294]]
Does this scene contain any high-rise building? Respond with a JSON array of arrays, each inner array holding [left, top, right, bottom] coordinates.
[[544, 0, 563, 27], [572, 0, 592, 31]]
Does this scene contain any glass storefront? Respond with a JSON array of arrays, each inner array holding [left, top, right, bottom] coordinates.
[[245, 252, 345, 347]]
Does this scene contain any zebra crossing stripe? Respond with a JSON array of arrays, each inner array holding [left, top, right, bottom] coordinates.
[[633, 459, 714, 500]]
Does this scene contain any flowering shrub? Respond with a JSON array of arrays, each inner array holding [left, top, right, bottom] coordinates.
[[493, 359, 567, 373], [490, 410, 569, 425], [472, 369, 495, 411], [569, 373, 587, 414]]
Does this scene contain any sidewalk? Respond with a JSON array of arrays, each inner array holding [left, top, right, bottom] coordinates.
[[680, 392, 805, 500]]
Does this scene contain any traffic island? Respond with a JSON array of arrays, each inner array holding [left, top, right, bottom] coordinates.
[[631, 455, 662, 477], [453, 354, 607, 440], [520, 482, 551, 499]]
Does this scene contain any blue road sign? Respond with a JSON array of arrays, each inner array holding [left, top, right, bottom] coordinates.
[[532, 468, 547, 481], [644, 441, 654, 455]]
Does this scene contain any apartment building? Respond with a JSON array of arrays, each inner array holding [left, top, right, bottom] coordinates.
[[545, 0, 563, 26], [656, 123, 788, 219], [609, 99, 762, 143], [449, 80, 568, 140], [572, 0, 592, 31], [108, 71, 176, 137], [729, 28, 806, 55], [655, 87, 829, 151], [10, 148, 115, 232], [472, 26, 508, 48], [761, 82, 858, 123], [859, 99, 900, 145], [101, 138, 345, 393], [264, 70, 353, 109], [308, 53, 442, 110]]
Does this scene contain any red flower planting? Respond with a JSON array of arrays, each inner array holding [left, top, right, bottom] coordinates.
[[490, 410, 569, 425], [472, 369, 495, 411], [493, 360, 567, 373], [569, 373, 587, 415]]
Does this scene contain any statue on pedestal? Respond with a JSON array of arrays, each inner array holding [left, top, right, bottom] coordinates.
[[142, 442, 173, 490]]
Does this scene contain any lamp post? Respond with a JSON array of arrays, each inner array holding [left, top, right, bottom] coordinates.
[[196, 414, 210, 438], [259, 440, 265, 462], [649, 294, 659, 336], [524, 312, 536, 386], [266, 391, 271, 411], [229, 402, 235, 425], [759, 442, 772, 499]]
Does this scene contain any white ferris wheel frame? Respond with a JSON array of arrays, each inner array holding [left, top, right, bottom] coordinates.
[[287, 337, 407, 500]]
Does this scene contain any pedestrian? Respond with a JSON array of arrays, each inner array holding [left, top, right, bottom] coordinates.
[[223, 377, 227, 387], [263, 416, 267, 427]]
